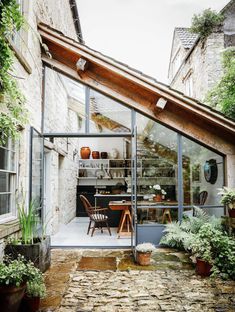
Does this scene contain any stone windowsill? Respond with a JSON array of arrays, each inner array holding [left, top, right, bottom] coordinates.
[[9, 39, 32, 74], [0, 219, 20, 239]]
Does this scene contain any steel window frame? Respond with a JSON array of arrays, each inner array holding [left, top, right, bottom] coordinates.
[[38, 64, 226, 247]]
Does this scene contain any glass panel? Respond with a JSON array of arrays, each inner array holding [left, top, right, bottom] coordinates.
[[136, 114, 178, 206], [0, 147, 8, 170], [44, 67, 86, 133], [0, 172, 10, 192], [31, 129, 43, 218], [182, 137, 224, 208], [89, 89, 132, 133], [137, 207, 178, 224], [0, 194, 10, 215], [0, 140, 16, 171]]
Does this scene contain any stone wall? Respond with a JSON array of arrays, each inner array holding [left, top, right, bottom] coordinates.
[[0, 0, 79, 255], [170, 32, 224, 102]]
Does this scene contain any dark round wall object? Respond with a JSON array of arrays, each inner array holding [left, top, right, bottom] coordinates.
[[204, 159, 218, 184]]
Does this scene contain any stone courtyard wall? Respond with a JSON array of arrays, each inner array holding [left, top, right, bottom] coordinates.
[[0, 0, 80, 255]]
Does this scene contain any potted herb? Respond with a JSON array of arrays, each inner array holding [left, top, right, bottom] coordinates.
[[0, 256, 42, 312], [20, 273, 46, 312], [5, 199, 51, 272], [218, 187, 235, 217], [135, 243, 156, 266], [190, 235, 213, 277]]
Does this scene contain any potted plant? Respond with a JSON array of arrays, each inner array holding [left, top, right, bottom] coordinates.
[[5, 199, 51, 272], [190, 237, 213, 277], [218, 187, 235, 217], [0, 256, 43, 312], [135, 243, 156, 266], [149, 184, 162, 202], [20, 272, 46, 312]]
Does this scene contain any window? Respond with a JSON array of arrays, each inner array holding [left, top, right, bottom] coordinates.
[[11, 0, 24, 48], [172, 48, 182, 77], [0, 140, 17, 221], [184, 71, 193, 97]]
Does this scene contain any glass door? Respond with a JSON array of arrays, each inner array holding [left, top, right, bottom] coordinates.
[[29, 127, 44, 224]]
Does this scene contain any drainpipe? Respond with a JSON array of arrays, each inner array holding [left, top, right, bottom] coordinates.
[[69, 0, 85, 44]]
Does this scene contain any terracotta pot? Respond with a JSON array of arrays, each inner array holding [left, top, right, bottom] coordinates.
[[19, 295, 40, 312], [92, 151, 100, 159], [153, 194, 162, 202], [80, 147, 91, 159], [196, 258, 212, 277], [0, 283, 26, 312], [136, 251, 151, 266], [228, 209, 235, 218], [101, 152, 108, 159]]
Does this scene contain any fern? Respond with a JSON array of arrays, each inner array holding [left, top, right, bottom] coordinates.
[[160, 207, 222, 250]]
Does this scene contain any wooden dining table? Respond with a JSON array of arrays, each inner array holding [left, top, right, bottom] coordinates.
[[109, 201, 133, 238]]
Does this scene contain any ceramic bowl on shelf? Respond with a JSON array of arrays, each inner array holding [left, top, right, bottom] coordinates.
[[92, 151, 100, 159], [101, 152, 108, 159]]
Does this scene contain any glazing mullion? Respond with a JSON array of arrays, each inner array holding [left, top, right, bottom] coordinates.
[[85, 86, 90, 134], [177, 133, 183, 222]]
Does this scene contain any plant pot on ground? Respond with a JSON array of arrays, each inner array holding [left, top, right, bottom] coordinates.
[[0, 256, 43, 312], [5, 199, 51, 272], [135, 243, 156, 266], [195, 258, 212, 277], [19, 271, 46, 312], [218, 187, 235, 218]]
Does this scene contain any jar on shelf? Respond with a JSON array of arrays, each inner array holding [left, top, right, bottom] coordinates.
[[80, 147, 91, 159], [92, 151, 100, 159]]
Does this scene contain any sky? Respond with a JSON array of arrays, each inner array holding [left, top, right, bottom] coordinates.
[[76, 0, 229, 83]]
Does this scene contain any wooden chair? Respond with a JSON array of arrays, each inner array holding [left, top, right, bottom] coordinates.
[[199, 191, 208, 205], [80, 195, 111, 237]]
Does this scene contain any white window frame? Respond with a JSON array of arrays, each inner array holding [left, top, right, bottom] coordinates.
[[0, 140, 17, 223], [172, 47, 181, 77]]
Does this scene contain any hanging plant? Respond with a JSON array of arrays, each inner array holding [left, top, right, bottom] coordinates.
[[0, 0, 28, 145]]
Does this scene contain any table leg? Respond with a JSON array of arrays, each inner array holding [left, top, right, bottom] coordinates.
[[117, 210, 125, 233]]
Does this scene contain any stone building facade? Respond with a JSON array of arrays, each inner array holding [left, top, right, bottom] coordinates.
[[168, 0, 235, 102], [0, 0, 83, 256], [0, 0, 235, 255]]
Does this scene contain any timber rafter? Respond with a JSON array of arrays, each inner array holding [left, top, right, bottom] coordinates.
[[38, 23, 235, 154]]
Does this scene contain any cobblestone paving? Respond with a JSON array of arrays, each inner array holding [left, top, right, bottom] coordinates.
[[40, 249, 235, 312]]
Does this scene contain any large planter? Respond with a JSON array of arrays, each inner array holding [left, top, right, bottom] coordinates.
[[136, 251, 152, 266], [0, 283, 26, 312], [19, 295, 40, 312], [5, 236, 51, 272], [196, 258, 212, 277]]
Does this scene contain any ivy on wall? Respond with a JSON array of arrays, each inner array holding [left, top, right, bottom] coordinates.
[[0, 0, 28, 145], [206, 48, 235, 121]]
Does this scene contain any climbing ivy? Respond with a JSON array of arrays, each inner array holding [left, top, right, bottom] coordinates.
[[0, 0, 27, 145], [189, 8, 224, 40], [206, 48, 235, 120]]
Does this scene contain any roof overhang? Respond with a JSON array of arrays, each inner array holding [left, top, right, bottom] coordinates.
[[38, 23, 235, 155]]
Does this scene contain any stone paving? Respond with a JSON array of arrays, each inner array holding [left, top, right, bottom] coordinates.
[[40, 249, 235, 312]]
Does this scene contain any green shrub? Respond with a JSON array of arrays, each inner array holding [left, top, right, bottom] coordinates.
[[206, 48, 235, 120], [190, 8, 224, 39], [160, 208, 235, 280]]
